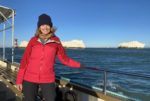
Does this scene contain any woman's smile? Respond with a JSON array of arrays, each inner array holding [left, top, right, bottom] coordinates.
[[40, 24, 51, 34]]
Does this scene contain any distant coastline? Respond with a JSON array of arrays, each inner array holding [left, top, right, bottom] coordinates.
[[118, 41, 145, 49], [18, 40, 86, 48]]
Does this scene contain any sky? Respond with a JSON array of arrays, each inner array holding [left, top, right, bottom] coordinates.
[[0, 0, 150, 47]]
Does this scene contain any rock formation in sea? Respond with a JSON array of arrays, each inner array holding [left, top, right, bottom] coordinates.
[[118, 41, 145, 48], [19, 40, 86, 48], [62, 40, 85, 48], [19, 41, 28, 48]]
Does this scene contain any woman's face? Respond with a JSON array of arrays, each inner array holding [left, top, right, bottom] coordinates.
[[40, 24, 51, 35]]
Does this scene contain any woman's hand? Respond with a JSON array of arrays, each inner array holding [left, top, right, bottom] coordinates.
[[16, 84, 23, 91]]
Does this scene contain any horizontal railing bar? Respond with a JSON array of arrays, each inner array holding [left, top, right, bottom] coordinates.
[[55, 62, 150, 79], [85, 67, 150, 79]]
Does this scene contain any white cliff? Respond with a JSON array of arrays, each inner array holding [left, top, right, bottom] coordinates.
[[62, 40, 85, 48], [19, 40, 86, 48], [118, 41, 145, 48], [19, 41, 28, 47]]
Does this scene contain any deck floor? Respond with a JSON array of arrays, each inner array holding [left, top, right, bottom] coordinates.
[[0, 65, 22, 101]]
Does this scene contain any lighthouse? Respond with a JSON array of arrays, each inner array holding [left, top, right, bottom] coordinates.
[[14, 38, 18, 48]]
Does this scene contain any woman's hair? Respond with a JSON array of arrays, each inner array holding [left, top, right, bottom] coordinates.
[[35, 26, 56, 38]]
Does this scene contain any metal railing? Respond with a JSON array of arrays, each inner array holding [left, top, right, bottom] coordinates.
[[86, 67, 150, 95], [55, 62, 150, 96], [1, 60, 149, 101]]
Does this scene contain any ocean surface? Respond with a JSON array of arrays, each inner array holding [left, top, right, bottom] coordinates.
[[0, 48, 150, 101]]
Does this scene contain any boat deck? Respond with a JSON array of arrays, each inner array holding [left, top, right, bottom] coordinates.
[[0, 60, 123, 101], [0, 64, 22, 101]]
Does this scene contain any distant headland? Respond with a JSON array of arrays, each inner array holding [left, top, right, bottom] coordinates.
[[61, 40, 85, 48], [19, 40, 86, 48], [118, 41, 145, 48]]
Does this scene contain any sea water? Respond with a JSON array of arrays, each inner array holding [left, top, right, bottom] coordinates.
[[0, 48, 150, 101]]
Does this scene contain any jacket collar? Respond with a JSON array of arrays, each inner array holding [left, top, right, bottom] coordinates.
[[37, 38, 60, 44]]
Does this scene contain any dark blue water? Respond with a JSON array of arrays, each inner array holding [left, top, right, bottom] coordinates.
[[0, 48, 150, 101]]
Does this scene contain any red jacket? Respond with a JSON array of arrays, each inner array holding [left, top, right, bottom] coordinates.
[[16, 36, 81, 84]]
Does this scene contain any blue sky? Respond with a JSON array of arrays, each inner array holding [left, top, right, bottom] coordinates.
[[0, 0, 150, 47]]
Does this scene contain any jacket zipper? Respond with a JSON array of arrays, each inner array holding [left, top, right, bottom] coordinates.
[[39, 44, 44, 81]]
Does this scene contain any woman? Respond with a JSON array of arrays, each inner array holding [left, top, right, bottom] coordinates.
[[16, 14, 82, 101]]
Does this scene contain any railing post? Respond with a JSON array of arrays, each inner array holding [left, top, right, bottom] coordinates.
[[103, 70, 107, 95], [11, 10, 15, 63], [3, 22, 6, 60]]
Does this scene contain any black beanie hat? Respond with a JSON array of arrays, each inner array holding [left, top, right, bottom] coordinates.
[[37, 14, 53, 28]]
